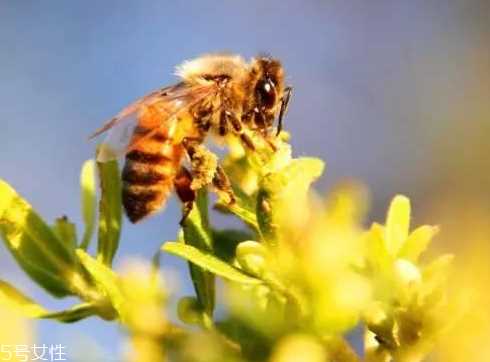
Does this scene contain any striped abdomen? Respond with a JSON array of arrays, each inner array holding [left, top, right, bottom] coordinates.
[[122, 127, 184, 223]]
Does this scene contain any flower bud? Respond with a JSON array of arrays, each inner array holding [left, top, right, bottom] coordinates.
[[236, 241, 267, 278], [177, 296, 204, 325]]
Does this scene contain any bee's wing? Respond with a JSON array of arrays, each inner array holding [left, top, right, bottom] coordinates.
[[91, 82, 217, 162]]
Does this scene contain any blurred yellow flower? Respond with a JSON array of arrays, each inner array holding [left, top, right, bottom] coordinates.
[[362, 195, 456, 361], [270, 335, 326, 362], [120, 260, 168, 362], [0, 306, 33, 362]]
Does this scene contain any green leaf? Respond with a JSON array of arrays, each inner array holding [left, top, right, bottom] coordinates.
[[42, 303, 100, 323], [0, 279, 48, 317], [183, 189, 212, 250], [80, 160, 97, 250], [181, 189, 215, 315], [96, 160, 122, 266], [163, 242, 262, 285], [52, 216, 77, 251], [399, 225, 439, 262], [0, 180, 77, 297], [0, 280, 100, 323], [76, 249, 122, 321], [19, 259, 77, 297]]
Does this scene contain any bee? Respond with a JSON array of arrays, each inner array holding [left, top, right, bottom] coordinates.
[[90, 53, 292, 224]]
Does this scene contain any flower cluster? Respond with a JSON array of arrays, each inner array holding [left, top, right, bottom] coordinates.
[[0, 136, 457, 362]]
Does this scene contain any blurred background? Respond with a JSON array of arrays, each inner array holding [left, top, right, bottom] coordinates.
[[1, 1, 489, 361]]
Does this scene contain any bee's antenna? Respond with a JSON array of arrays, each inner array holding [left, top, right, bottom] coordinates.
[[277, 86, 292, 136]]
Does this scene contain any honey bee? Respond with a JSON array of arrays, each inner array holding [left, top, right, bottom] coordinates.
[[90, 53, 292, 224]]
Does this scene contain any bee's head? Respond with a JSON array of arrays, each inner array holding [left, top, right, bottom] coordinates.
[[251, 56, 291, 135], [253, 57, 283, 110]]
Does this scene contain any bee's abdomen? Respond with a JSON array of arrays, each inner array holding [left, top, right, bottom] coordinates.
[[122, 139, 184, 223]]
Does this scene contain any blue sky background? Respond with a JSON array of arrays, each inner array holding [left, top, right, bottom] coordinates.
[[1, 1, 489, 361]]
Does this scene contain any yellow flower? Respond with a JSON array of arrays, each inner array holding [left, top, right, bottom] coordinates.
[[364, 195, 440, 292], [120, 260, 168, 362], [0, 306, 33, 362], [363, 195, 455, 361]]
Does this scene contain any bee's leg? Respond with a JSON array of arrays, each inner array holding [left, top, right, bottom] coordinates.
[[219, 110, 228, 136], [212, 165, 236, 205], [182, 137, 236, 205], [224, 110, 257, 151], [182, 138, 218, 191], [174, 166, 196, 226]]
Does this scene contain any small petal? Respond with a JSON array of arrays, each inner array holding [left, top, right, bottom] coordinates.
[[365, 223, 393, 273], [385, 195, 411, 256], [399, 225, 439, 262]]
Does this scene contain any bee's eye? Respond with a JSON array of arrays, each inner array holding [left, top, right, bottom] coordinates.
[[256, 79, 277, 109]]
